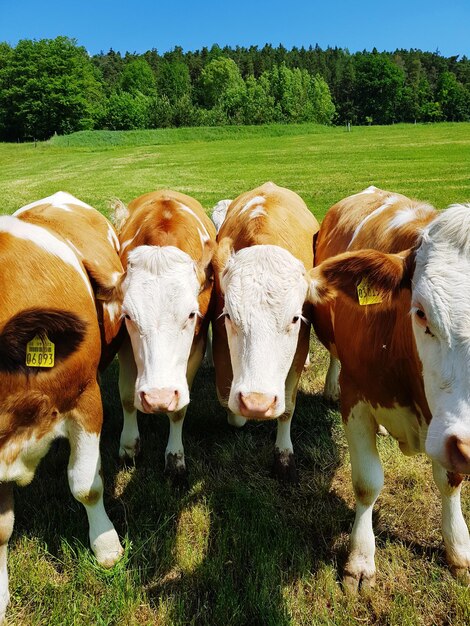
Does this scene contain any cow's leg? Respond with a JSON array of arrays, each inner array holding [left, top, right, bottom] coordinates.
[[212, 310, 247, 426], [273, 414, 297, 482], [164, 336, 205, 482], [324, 354, 341, 402], [432, 461, 470, 580], [0, 484, 14, 624], [165, 409, 187, 483], [67, 382, 123, 568], [272, 351, 304, 482], [343, 401, 384, 592], [118, 334, 140, 462], [227, 411, 247, 428]]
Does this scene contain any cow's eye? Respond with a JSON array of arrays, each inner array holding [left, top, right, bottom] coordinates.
[[124, 313, 131, 321], [189, 311, 196, 320], [292, 316, 300, 324], [413, 306, 428, 326], [224, 312, 231, 321]]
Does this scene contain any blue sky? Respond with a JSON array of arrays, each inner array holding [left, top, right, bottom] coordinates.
[[0, 0, 469, 58]]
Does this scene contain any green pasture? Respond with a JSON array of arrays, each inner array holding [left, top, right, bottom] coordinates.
[[1, 122, 469, 218], [1, 122, 470, 625]]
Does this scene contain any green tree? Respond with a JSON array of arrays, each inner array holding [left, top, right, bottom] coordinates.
[[198, 57, 245, 108], [156, 60, 191, 104], [263, 64, 335, 124], [242, 74, 276, 124], [353, 52, 406, 124], [103, 92, 150, 129], [92, 49, 124, 94], [148, 95, 173, 128], [120, 59, 156, 96], [436, 71, 470, 121], [0, 37, 104, 140], [310, 74, 336, 124]]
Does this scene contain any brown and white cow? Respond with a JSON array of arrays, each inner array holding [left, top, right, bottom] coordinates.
[[212, 182, 319, 480], [109, 190, 216, 479], [310, 185, 470, 589], [0, 192, 124, 623]]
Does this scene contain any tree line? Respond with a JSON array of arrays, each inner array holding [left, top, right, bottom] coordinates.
[[0, 36, 469, 141]]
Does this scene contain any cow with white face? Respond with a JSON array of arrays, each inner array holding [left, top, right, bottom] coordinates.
[[109, 190, 216, 479], [212, 182, 319, 480], [310, 186, 470, 588]]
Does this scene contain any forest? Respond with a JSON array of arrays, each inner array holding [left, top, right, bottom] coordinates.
[[0, 36, 469, 141]]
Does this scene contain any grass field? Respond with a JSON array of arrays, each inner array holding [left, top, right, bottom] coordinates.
[[1, 122, 470, 625]]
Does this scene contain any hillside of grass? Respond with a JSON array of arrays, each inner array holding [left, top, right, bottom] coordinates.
[[1, 122, 469, 221], [47, 124, 334, 148], [1, 122, 470, 625]]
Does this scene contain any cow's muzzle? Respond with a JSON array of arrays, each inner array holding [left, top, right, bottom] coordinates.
[[238, 392, 278, 419], [140, 389, 179, 413]]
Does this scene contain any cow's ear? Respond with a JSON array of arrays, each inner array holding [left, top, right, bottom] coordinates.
[[88, 265, 124, 303], [211, 237, 234, 295], [308, 248, 414, 308], [109, 197, 130, 233], [212, 237, 233, 274], [196, 239, 217, 287]]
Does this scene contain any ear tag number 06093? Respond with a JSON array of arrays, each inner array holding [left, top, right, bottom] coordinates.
[[357, 277, 383, 306], [26, 335, 55, 367]]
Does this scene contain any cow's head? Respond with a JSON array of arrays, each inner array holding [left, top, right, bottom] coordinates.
[[106, 242, 215, 414], [214, 239, 310, 419], [309, 203, 470, 474]]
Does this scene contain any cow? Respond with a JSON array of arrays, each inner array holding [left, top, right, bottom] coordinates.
[[108, 190, 216, 480], [310, 185, 470, 589], [0, 191, 124, 623], [212, 182, 319, 481]]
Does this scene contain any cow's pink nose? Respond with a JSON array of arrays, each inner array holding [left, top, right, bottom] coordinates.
[[140, 389, 179, 413], [238, 392, 277, 419], [446, 435, 470, 474]]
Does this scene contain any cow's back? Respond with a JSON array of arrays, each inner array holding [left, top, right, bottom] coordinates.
[[219, 182, 319, 269], [315, 186, 436, 261]]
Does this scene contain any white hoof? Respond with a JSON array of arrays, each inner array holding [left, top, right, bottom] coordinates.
[[91, 529, 124, 569]]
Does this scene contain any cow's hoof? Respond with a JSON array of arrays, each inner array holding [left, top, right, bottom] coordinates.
[[165, 453, 188, 489], [118, 438, 141, 467], [343, 567, 376, 594], [92, 529, 124, 569], [272, 450, 298, 483], [323, 388, 340, 404], [450, 565, 470, 583]]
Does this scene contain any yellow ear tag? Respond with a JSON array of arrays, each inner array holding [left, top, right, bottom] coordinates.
[[26, 335, 55, 368], [357, 278, 383, 306]]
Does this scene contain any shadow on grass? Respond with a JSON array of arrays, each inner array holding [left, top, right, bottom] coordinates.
[[11, 357, 357, 625], [103, 361, 353, 625]]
